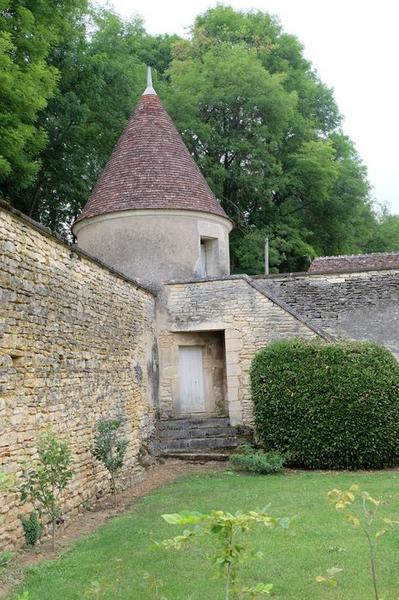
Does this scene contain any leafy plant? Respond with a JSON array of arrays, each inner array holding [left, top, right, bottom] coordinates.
[[157, 508, 289, 599], [239, 583, 274, 597], [0, 551, 14, 568], [251, 339, 399, 469], [327, 484, 399, 600], [0, 472, 14, 566], [92, 419, 128, 507], [20, 429, 73, 551], [0, 472, 8, 491], [315, 566, 343, 588], [21, 511, 43, 547], [229, 445, 285, 474]]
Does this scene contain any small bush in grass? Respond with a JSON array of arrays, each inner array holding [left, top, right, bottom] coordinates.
[[229, 445, 285, 474], [251, 339, 399, 470]]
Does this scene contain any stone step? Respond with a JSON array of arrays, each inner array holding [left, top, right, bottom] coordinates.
[[162, 452, 230, 462], [162, 436, 239, 451], [154, 417, 253, 455], [158, 416, 230, 430], [159, 426, 235, 440]]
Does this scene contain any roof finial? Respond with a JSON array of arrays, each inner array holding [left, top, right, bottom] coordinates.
[[143, 66, 156, 95]]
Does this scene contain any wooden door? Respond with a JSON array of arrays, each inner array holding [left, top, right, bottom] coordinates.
[[178, 346, 205, 414]]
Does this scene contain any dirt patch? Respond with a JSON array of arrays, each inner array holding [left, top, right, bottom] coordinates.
[[0, 459, 226, 599]]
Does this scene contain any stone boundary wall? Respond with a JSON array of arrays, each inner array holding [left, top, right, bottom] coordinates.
[[255, 270, 399, 358], [157, 278, 318, 425], [0, 205, 156, 550]]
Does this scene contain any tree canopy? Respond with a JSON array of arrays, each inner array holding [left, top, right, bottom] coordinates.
[[1, 4, 397, 268], [0, 0, 88, 200]]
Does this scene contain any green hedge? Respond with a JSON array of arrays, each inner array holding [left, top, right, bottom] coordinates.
[[251, 339, 399, 469]]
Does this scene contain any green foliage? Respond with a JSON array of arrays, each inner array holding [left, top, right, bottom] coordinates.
[[92, 418, 128, 506], [159, 508, 289, 599], [20, 428, 73, 551], [365, 214, 399, 252], [229, 445, 285, 474], [327, 485, 399, 599], [231, 225, 315, 274], [0, 471, 8, 491], [21, 511, 43, 547], [251, 339, 399, 469], [0, 0, 88, 197], [0, 550, 14, 568]]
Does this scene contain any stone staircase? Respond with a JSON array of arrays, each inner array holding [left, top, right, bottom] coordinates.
[[156, 416, 252, 461]]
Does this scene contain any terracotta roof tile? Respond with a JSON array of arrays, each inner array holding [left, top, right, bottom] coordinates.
[[309, 252, 399, 273], [75, 91, 229, 222]]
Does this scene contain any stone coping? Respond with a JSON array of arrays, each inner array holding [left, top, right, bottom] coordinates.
[[253, 266, 399, 278]]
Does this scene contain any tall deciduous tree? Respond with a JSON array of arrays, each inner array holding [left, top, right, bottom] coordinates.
[[0, 0, 88, 198], [163, 6, 380, 270]]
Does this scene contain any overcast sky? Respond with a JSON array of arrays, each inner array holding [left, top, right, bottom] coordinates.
[[99, 0, 399, 214]]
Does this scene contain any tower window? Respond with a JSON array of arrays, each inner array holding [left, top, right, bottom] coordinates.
[[199, 237, 217, 277]]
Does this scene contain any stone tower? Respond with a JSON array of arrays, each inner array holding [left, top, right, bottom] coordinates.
[[72, 68, 233, 289]]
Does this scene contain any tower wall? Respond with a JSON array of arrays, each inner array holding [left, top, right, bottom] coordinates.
[[73, 209, 233, 289]]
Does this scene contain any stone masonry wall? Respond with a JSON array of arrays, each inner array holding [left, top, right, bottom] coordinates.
[[254, 270, 399, 359], [157, 278, 318, 425], [0, 205, 156, 550]]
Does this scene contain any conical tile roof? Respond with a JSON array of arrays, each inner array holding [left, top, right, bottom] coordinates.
[[75, 84, 229, 223]]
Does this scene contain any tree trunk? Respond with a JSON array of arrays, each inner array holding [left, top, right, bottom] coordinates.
[[52, 517, 55, 552], [111, 472, 117, 507]]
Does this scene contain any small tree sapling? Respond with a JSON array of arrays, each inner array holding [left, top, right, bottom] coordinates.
[[158, 508, 289, 599], [20, 429, 73, 551], [91, 419, 128, 507], [327, 485, 399, 600]]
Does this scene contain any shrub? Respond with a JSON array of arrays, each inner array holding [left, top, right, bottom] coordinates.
[[251, 339, 399, 469], [21, 511, 43, 547], [229, 445, 285, 474]]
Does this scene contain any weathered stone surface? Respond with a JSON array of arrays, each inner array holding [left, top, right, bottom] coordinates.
[[254, 271, 399, 358], [0, 206, 156, 550]]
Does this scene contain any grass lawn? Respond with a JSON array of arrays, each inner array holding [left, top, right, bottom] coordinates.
[[8, 469, 399, 599]]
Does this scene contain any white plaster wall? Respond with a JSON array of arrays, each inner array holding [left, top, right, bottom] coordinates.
[[73, 209, 232, 290]]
